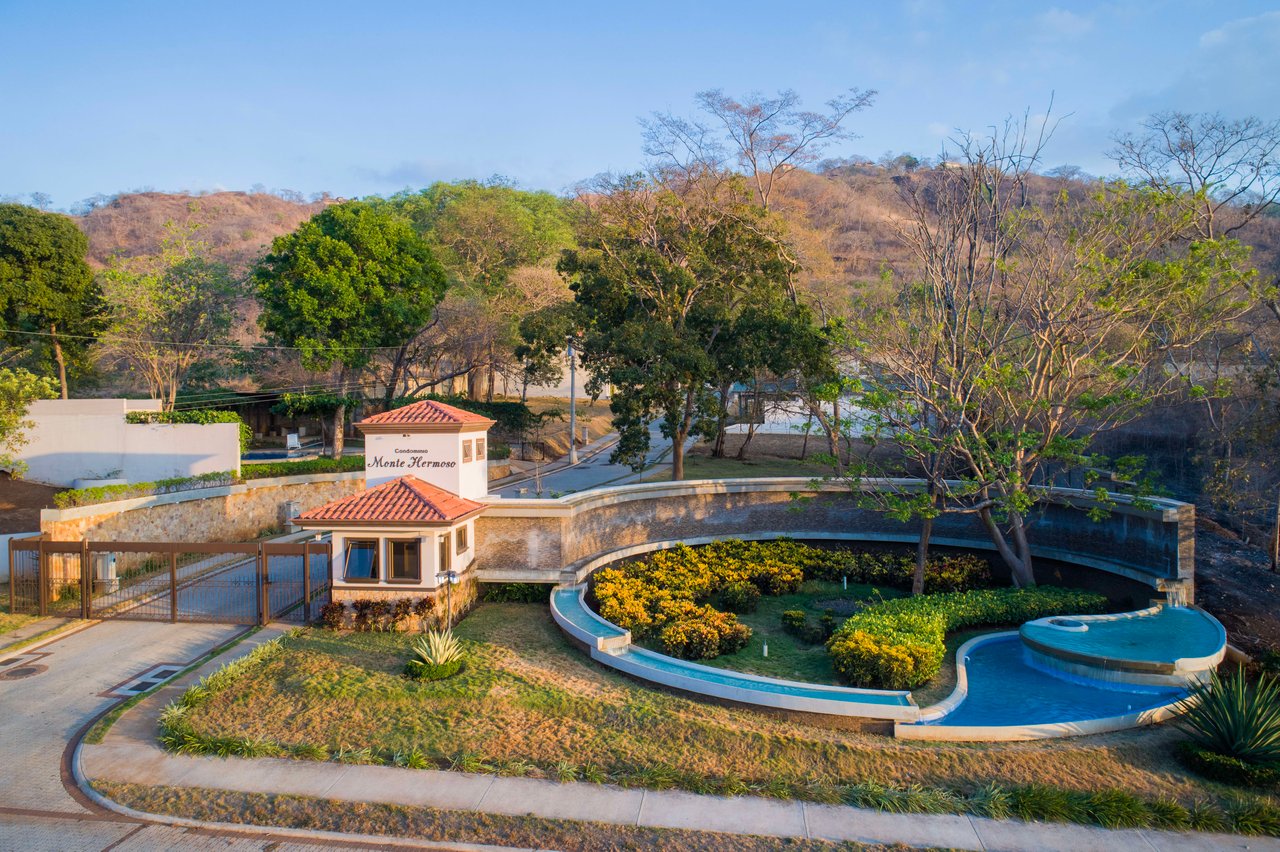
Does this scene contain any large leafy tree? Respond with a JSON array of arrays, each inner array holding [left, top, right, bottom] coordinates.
[[560, 172, 798, 480], [255, 201, 447, 457], [0, 203, 103, 397], [0, 367, 57, 475]]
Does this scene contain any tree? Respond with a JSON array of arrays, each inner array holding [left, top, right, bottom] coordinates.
[[560, 172, 797, 480], [850, 117, 1253, 587], [1110, 111, 1280, 240], [96, 220, 243, 409], [255, 201, 447, 457], [0, 203, 103, 397], [0, 368, 57, 475]]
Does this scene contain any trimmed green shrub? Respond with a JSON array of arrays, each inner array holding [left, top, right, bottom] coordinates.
[[660, 610, 751, 660], [1180, 668, 1280, 769], [721, 581, 761, 614], [781, 610, 808, 633], [827, 587, 1108, 689], [481, 582, 550, 604], [1178, 741, 1280, 790], [242, 455, 365, 479], [405, 629, 464, 680]]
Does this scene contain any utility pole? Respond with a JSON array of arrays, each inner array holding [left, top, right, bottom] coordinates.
[[568, 335, 578, 465]]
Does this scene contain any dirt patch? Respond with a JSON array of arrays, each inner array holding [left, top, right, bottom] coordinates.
[[0, 474, 59, 534], [1194, 523, 1280, 657]]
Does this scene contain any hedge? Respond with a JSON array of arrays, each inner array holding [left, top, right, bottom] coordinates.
[[827, 586, 1108, 689], [53, 456, 365, 508], [125, 409, 252, 453]]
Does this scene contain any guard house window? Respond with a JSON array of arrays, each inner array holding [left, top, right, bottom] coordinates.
[[389, 539, 421, 582], [462, 439, 473, 462], [476, 438, 486, 460], [344, 540, 379, 582], [456, 523, 469, 554], [438, 533, 451, 572]]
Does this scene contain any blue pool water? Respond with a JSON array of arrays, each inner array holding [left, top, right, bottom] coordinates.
[[1020, 606, 1223, 667], [925, 635, 1187, 727], [618, 646, 913, 706], [552, 589, 627, 639]]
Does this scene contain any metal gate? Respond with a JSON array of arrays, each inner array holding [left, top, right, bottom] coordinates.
[[7, 538, 331, 626]]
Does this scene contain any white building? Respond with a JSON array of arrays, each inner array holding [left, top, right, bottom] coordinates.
[[295, 399, 494, 597]]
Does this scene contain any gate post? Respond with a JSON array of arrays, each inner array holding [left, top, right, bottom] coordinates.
[[38, 540, 48, 618], [302, 543, 313, 624], [8, 537, 15, 617], [257, 544, 269, 626], [81, 539, 91, 620], [169, 549, 178, 623]]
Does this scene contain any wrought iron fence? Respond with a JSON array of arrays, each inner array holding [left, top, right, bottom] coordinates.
[[7, 537, 330, 626]]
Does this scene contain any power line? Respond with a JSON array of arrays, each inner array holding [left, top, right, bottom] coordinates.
[[2, 326, 412, 354]]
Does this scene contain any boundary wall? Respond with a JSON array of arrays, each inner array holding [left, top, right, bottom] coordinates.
[[478, 478, 1195, 599]]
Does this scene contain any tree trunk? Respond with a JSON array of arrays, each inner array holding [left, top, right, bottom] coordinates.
[[332, 370, 348, 460], [913, 515, 933, 596], [800, 413, 813, 460], [384, 345, 410, 408], [711, 381, 732, 458], [978, 504, 1036, 587], [50, 324, 68, 399]]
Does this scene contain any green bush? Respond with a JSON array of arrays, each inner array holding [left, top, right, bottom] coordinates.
[[242, 455, 365, 479], [53, 471, 237, 508], [1180, 668, 1280, 770], [660, 612, 751, 660], [481, 582, 549, 604], [827, 587, 1108, 689], [1178, 741, 1280, 790], [126, 409, 252, 453], [721, 581, 761, 614], [405, 659, 463, 681], [781, 610, 808, 633]]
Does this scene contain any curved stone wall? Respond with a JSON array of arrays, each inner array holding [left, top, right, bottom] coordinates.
[[477, 478, 1195, 599]]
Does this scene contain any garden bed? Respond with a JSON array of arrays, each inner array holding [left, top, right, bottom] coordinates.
[[167, 601, 1273, 818]]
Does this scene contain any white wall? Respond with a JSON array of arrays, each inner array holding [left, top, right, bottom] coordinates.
[[16, 399, 241, 487], [330, 520, 475, 589], [364, 430, 489, 499]]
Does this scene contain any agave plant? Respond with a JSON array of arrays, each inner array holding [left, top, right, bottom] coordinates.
[[412, 629, 463, 667], [1179, 668, 1280, 766]]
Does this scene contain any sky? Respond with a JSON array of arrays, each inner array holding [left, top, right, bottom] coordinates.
[[2, 0, 1278, 210]]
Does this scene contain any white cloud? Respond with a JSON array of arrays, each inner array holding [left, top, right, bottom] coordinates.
[[1036, 8, 1095, 39]]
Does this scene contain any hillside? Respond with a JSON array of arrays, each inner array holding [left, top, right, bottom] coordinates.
[[77, 191, 333, 271]]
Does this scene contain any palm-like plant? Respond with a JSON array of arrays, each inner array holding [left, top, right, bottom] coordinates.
[[1180, 668, 1280, 766], [412, 629, 462, 666]]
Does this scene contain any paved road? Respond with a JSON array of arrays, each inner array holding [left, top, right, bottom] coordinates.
[[0, 619, 438, 851], [492, 425, 683, 498]]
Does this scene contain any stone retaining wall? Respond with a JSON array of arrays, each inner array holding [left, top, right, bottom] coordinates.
[[39, 472, 365, 542], [478, 479, 1196, 598]]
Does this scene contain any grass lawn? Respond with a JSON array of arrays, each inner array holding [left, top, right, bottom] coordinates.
[[96, 782, 878, 851], [693, 581, 902, 684], [177, 601, 1248, 807], [0, 583, 38, 636]]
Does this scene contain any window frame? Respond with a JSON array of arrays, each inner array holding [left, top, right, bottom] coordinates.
[[462, 439, 473, 463], [342, 538, 380, 583], [438, 532, 451, 573], [476, 438, 486, 460], [455, 523, 469, 555], [387, 537, 422, 584]]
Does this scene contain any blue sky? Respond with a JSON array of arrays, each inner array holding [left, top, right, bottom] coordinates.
[[2, 1, 1278, 209]]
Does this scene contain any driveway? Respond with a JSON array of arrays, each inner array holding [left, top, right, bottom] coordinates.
[[0, 619, 438, 850]]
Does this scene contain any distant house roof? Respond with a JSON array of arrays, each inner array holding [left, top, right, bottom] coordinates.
[[357, 399, 494, 433], [295, 475, 485, 527]]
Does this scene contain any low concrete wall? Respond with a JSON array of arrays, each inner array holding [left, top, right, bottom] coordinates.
[[478, 478, 1195, 598], [40, 472, 365, 542]]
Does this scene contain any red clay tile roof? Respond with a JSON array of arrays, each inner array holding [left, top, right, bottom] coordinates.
[[295, 476, 485, 525], [359, 400, 493, 427]]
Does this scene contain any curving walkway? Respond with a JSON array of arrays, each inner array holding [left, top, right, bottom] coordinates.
[[74, 634, 1277, 852]]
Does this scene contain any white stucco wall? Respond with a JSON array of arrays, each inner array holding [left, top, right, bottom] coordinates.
[[364, 430, 490, 499], [16, 399, 241, 487], [331, 520, 476, 590]]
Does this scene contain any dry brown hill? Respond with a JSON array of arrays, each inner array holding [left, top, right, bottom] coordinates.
[[77, 191, 333, 271]]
